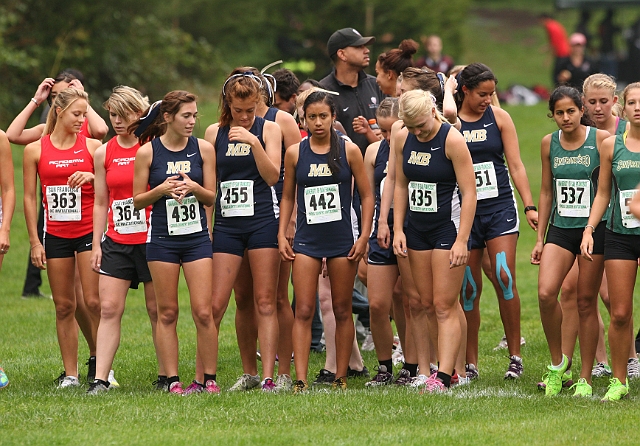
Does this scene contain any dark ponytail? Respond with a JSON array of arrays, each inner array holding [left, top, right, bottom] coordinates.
[[455, 63, 497, 109], [303, 90, 341, 176]]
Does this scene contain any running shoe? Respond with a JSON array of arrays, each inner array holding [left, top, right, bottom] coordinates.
[[182, 380, 204, 395], [313, 368, 335, 386], [592, 362, 612, 378], [153, 376, 168, 391], [87, 381, 108, 395], [430, 363, 439, 375], [453, 376, 470, 388], [58, 376, 80, 388], [421, 373, 446, 394], [410, 374, 429, 389], [543, 355, 570, 396], [393, 368, 413, 386], [570, 378, 592, 397], [86, 356, 97, 383], [262, 378, 276, 392], [332, 377, 347, 390], [0, 368, 8, 389], [465, 364, 479, 380], [108, 370, 119, 388], [229, 374, 260, 391], [274, 374, 293, 393], [601, 377, 629, 402], [54, 371, 66, 385], [504, 355, 524, 379], [361, 330, 375, 352], [627, 357, 640, 379], [204, 379, 221, 394], [537, 369, 573, 391], [347, 366, 369, 378], [493, 334, 526, 351], [365, 365, 393, 387], [168, 381, 184, 394], [293, 380, 309, 394]]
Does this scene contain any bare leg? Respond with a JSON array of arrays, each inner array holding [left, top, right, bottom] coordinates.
[[559, 261, 579, 362], [233, 254, 259, 376]]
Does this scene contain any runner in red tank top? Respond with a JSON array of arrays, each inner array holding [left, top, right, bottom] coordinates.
[[87, 86, 165, 394], [23, 88, 102, 388]]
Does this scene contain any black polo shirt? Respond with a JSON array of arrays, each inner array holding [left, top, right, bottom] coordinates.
[[319, 69, 386, 153]]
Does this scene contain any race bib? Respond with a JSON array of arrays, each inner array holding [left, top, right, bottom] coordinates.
[[304, 184, 341, 224], [408, 181, 437, 213], [165, 196, 202, 235], [556, 179, 590, 218], [620, 189, 640, 228], [220, 180, 254, 217], [473, 162, 498, 200], [46, 185, 81, 221], [112, 197, 146, 234]]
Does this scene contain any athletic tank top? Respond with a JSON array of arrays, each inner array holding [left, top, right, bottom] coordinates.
[[264, 107, 286, 202], [214, 116, 279, 234], [402, 122, 461, 232], [104, 137, 150, 244], [459, 106, 515, 215], [294, 136, 356, 258], [608, 133, 640, 235], [616, 118, 627, 136], [79, 120, 91, 138], [39, 134, 94, 238], [147, 136, 208, 243], [549, 127, 600, 228], [371, 139, 394, 240]]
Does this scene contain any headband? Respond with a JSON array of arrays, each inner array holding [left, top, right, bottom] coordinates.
[[134, 100, 162, 137]]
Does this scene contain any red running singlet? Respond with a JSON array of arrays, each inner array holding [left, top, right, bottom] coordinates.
[[38, 134, 95, 238], [104, 137, 150, 244]]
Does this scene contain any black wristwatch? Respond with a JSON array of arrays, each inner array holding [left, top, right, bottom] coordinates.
[[524, 205, 537, 213]]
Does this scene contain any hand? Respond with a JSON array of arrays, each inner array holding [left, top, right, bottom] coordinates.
[[173, 171, 199, 203], [30, 244, 47, 270], [393, 231, 408, 258], [156, 175, 181, 201], [449, 240, 469, 268], [580, 231, 594, 261], [321, 258, 328, 278], [68, 79, 85, 91], [228, 126, 259, 146], [525, 209, 538, 231], [90, 246, 102, 273], [278, 233, 295, 262], [377, 220, 390, 249], [285, 218, 296, 246], [558, 70, 572, 83], [445, 74, 458, 94], [0, 229, 9, 255], [352, 116, 369, 135], [67, 171, 94, 189], [35, 78, 55, 104], [530, 241, 543, 265], [347, 237, 368, 262]]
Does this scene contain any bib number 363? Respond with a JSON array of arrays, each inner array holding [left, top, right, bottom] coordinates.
[[166, 196, 202, 235], [304, 184, 341, 224], [46, 185, 81, 221]]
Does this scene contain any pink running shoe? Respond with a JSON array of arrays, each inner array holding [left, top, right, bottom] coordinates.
[[182, 381, 204, 395], [204, 380, 221, 394], [421, 373, 447, 394], [262, 378, 276, 392], [169, 381, 184, 395]]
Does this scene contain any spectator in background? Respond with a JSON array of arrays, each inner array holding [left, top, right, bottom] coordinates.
[[539, 13, 570, 86], [575, 9, 592, 51], [415, 35, 454, 75], [598, 9, 620, 78], [555, 33, 596, 92], [272, 68, 300, 115]]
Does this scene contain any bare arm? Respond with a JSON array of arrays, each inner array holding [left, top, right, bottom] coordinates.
[[228, 121, 281, 186], [67, 79, 109, 140], [132, 143, 179, 209], [392, 127, 410, 258], [531, 134, 553, 265], [378, 120, 403, 248], [6, 78, 54, 145], [443, 75, 461, 129], [90, 144, 108, 271], [173, 139, 217, 207], [23, 142, 46, 269], [0, 131, 15, 254], [278, 144, 299, 261], [347, 141, 374, 262]]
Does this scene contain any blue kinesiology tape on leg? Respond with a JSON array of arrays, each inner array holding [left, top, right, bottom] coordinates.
[[495, 251, 514, 300], [461, 266, 477, 311]]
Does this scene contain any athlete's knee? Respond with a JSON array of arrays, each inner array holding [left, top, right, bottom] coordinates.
[[100, 299, 123, 320], [495, 251, 515, 300], [145, 300, 158, 323], [538, 285, 559, 310], [610, 306, 632, 328], [55, 299, 76, 320], [461, 266, 479, 311], [234, 289, 254, 311], [576, 293, 598, 315], [158, 306, 179, 326], [191, 305, 213, 328], [332, 303, 352, 323], [255, 293, 277, 318]]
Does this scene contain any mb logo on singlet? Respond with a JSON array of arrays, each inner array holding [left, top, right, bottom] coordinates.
[[166, 161, 191, 174], [407, 151, 431, 166], [308, 164, 333, 177], [463, 129, 487, 143], [226, 143, 251, 156]]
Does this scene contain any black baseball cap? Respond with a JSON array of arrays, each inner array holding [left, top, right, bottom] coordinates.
[[327, 28, 375, 57]]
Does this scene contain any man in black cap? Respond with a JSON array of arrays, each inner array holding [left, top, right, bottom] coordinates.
[[319, 27, 385, 153]]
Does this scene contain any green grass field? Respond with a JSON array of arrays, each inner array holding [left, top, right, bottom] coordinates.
[[4, 2, 640, 444]]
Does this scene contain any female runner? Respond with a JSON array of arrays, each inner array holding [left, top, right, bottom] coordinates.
[[201, 71, 282, 392], [392, 89, 476, 392], [581, 82, 640, 401], [132, 90, 217, 394], [531, 86, 608, 396], [24, 88, 101, 387], [279, 90, 373, 392], [375, 40, 418, 96], [87, 86, 164, 394], [451, 63, 537, 379]]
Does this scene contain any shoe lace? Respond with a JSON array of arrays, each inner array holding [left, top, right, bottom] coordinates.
[[425, 376, 445, 392]]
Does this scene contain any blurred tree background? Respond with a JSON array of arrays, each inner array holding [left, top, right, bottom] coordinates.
[[0, 0, 470, 126]]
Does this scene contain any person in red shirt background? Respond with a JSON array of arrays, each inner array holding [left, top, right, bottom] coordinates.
[[539, 13, 570, 86]]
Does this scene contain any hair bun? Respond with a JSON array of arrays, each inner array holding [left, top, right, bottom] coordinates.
[[399, 39, 419, 58]]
